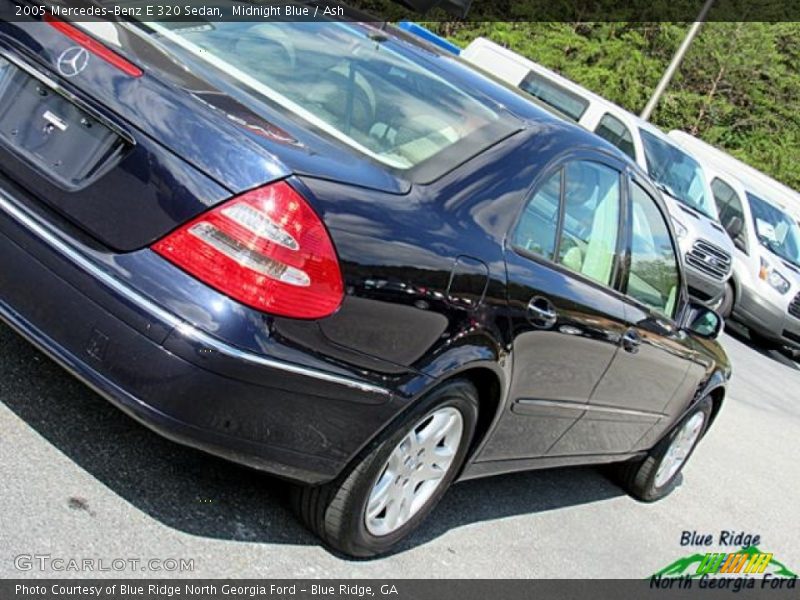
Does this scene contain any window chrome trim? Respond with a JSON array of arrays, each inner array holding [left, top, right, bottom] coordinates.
[[0, 186, 391, 397]]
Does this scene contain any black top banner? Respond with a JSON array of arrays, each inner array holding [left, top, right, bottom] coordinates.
[[6, 0, 800, 22]]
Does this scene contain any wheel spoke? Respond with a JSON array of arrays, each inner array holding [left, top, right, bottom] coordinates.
[[418, 413, 456, 451], [384, 496, 402, 530], [434, 444, 456, 460], [397, 483, 415, 527], [416, 461, 445, 483], [366, 473, 393, 519]]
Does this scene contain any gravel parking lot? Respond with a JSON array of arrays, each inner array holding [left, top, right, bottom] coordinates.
[[1, 321, 798, 579]]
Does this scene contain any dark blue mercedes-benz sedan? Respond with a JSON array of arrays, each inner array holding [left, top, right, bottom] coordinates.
[[0, 8, 730, 556]]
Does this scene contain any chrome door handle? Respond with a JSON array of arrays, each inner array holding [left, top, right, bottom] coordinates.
[[527, 296, 558, 328], [621, 329, 642, 353]]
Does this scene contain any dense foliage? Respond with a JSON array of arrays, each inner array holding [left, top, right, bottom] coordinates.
[[433, 22, 800, 190]]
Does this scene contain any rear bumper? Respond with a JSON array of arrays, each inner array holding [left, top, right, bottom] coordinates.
[[0, 184, 400, 485]]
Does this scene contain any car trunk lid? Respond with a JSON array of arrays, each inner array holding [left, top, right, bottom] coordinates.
[[0, 17, 304, 251]]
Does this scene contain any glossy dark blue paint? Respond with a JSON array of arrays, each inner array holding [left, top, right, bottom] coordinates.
[[0, 16, 729, 485]]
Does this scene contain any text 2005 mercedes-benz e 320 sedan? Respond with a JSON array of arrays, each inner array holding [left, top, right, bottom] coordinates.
[[0, 11, 730, 556]]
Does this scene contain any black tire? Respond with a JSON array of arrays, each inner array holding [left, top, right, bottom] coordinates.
[[749, 329, 782, 351], [615, 396, 713, 502], [291, 379, 479, 557], [717, 281, 734, 320]]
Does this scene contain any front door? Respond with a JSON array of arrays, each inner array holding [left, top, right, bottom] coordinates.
[[557, 177, 697, 456]]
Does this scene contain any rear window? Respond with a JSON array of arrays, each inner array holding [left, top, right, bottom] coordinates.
[[141, 21, 501, 170], [518, 71, 588, 122]]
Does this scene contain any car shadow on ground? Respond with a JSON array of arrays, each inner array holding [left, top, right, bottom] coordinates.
[[0, 323, 628, 557], [723, 321, 800, 371]]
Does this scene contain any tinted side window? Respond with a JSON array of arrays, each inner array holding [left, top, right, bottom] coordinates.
[[512, 169, 561, 258], [594, 113, 636, 160], [556, 162, 621, 286], [518, 71, 589, 122], [627, 184, 681, 318], [711, 177, 747, 238]]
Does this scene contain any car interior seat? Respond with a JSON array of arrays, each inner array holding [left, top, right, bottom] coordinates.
[[580, 177, 619, 285]]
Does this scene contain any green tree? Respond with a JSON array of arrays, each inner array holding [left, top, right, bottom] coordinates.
[[432, 22, 800, 190]]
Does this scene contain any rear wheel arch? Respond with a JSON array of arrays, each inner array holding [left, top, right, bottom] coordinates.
[[395, 363, 506, 464], [336, 362, 505, 484], [452, 366, 504, 458], [707, 386, 725, 430]]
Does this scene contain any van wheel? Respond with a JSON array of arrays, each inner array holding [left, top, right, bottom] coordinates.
[[616, 396, 712, 502], [291, 379, 478, 557], [717, 282, 734, 320]]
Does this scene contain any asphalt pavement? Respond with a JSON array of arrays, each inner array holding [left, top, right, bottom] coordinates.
[[1, 321, 798, 578]]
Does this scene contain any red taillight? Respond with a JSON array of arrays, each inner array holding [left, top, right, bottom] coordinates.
[[152, 182, 344, 319], [45, 14, 144, 78]]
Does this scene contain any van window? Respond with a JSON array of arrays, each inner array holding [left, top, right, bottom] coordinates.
[[639, 129, 718, 221], [747, 193, 800, 267], [711, 178, 747, 241], [518, 71, 589, 122], [594, 113, 635, 160]]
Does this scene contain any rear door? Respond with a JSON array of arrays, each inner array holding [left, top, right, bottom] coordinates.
[[480, 152, 630, 461], [566, 175, 698, 455]]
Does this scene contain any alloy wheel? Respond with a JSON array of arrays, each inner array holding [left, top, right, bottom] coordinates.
[[364, 407, 464, 536], [654, 412, 705, 488]]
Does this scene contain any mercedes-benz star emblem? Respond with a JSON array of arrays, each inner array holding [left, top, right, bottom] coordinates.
[[56, 46, 90, 78]]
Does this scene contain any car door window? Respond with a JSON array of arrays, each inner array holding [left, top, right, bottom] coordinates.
[[628, 183, 681, 318], [513, 161, 621, 286], [594, 113, 636, 160], [556, 161, 621, 286], [512, 169, 561, 258], [711, 177, 747, 239]]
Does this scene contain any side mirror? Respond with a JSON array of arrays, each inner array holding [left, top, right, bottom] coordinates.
[[725, 216, 743, 239], [733, 235, 747, 252], [684, 302, 723, 340]]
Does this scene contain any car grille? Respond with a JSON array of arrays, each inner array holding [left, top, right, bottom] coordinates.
[[789, 293, 800, 319], [685, 240, 732, 281]]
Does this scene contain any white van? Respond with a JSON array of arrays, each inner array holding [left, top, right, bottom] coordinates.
[[666, 135, 800, 351], [669, 129, 800, 226], [462, 37, 735, 307]]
